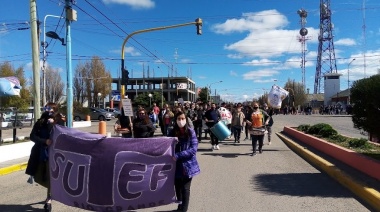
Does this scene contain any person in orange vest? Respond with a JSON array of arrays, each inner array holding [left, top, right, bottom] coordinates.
[[245, 101, 269, 156]]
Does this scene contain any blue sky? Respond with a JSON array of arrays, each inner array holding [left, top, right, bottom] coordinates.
[[1, 0, 380, 103]]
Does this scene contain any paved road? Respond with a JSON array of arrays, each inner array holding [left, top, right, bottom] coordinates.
[[0, 115, 373, 211]]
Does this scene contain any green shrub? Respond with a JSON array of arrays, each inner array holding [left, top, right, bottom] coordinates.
[[297, 124, 310, 132], [348, 138, 371, 149], [307, 123, 333, 135], [329, 134, 348, 142], [319, 127, 338, 138]]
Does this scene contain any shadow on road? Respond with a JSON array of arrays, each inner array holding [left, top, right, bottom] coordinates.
[[0, 201, 45, 211], [251, 173, 353, 197]]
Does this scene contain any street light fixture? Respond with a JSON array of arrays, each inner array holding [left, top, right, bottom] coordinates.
[[207, 80, 223, 102], [97, 93, 102, 108], [348, 58, 355, 89], [42, 15, 64, 107], [148, 93, 153, 108], [347, 58, 356, 104]]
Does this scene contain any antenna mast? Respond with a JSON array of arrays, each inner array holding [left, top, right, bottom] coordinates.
[[297, 9, 309, 88], [314, 0, 338, 94]]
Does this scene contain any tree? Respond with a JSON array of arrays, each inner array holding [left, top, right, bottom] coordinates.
[[73, 57, 112, 108], [133, 92, 163, 110], [351, 74, 380, 140], [197, 87, 209, 103], [283, 79, 307, 108], [258, 92, 269, 106], [0, 62, 30, 109], [45, 65, 64, 103]]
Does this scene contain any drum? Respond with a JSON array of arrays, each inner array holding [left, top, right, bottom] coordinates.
[[210, 121, 231, 141]]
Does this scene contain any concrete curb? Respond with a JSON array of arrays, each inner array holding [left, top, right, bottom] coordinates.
[[0, 162, 27, 176], [276, 132, 380, 211]]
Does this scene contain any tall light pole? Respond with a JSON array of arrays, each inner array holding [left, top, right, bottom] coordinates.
[[42, 15, 63, 107], [348, 58, 356, 89], [348, 58, 356, 104], [148, 93, 152, 108], [158, 66, 163, 107], [97, 93, 101, 108], [207, 80, 222, 102], [64, 0, 77, 127], [120, 18, 203, 105]]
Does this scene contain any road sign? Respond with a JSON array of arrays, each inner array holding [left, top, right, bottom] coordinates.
[[111, 90, 120, 95], [121, 99, 133, 116]]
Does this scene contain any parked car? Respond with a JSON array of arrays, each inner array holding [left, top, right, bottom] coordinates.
[[73, 107, 112, 121], [1, 108, 15, 121], [104, 108, 121, 118]]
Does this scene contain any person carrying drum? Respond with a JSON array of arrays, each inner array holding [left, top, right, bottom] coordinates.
[[204, 103, 220, 150]]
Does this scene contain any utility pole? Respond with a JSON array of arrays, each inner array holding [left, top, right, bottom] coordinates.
[[30, 0, 41, 122], [65, 0, 77, 128]]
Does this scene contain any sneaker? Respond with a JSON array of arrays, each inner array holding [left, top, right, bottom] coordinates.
[[211, 145, 215, 150], [244, 137, 248, 140], [268, 141, 271, 145], [216, 145, 220, 150], [259, 149, 263, 154], [250, 152, 256, 156], [238, 140, 240, 143]]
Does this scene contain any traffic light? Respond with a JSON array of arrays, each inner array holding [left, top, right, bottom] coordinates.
[[121, 68, 129, 85], [195, 18, 202, 35]]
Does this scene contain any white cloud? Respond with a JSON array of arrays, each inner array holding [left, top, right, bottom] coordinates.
[[243, 69, 279, 82], [335, 38, 356, 46], [212, 10, 320, 58], [230, 70, 238, 76], [102, 0, 155, 9], [243, 59, 280, 66], [110, 46, 141, 56]]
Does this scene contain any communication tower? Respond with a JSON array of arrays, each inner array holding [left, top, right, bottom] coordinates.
[[297, 9, 309, 88], [314, 0, 338, 94]]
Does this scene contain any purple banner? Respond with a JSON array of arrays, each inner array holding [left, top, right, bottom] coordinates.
[[49, 125, 177, 211]]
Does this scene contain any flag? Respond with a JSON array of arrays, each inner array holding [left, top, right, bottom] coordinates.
[[0, 77, 21, 96], [268, 85, 289, 109]]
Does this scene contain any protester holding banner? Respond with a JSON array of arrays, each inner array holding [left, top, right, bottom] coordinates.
[[26, 102, 64, 211], [169, 111, 200, 212], [132, 108, 156, 138], [114, 109, 132, 138], [245, 101, 269, 156]]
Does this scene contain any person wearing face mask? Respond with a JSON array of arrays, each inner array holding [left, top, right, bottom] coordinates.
[[132, 108, 155, 138], [168, 111, 200, 212], [245, 101, 269, 156], [204, 103, 220, 150], [231, 104, 245, 143], [26, 102, 65, 211]]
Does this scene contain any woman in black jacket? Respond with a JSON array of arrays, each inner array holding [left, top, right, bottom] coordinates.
[[25, 102, 64, 211], [132, 108, 155, 138]]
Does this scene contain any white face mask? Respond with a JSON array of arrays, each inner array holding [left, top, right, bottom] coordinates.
[[177, 120, 186, 128]]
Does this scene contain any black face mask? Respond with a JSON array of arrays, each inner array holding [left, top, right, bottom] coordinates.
[[253, 107, 259, 110]]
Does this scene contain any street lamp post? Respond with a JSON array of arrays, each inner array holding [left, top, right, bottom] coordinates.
[[347, 58, 356, 104], [148, 93, 152, 108], [97, 93, 102, 108], [42, 15, 64, 107], [207, 80, 223, 102], [120, 19, 203, 103]]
